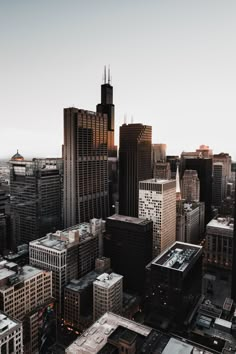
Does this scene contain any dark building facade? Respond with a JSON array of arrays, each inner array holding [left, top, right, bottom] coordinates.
[[145, 242, 203, 329], [231, 164, 236, 301], [104, 214, 153, 294], [119, 123, 152, 217], [181, 157, 212, 224], [63, 108, 109, 227], [9, 155, 63, 246], [96, 68, 118, 214]]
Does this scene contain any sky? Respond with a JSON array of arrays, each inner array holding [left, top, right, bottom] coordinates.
[[0, 0, 236, 159]]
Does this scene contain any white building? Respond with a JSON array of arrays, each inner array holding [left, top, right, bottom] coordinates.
[[139, 179, 176, 257], [29, 221, 101, 316], [93, 273, 123, 321], [0, 312, 23, 354]]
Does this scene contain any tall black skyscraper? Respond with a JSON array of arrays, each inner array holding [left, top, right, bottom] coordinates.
[[97, 67, 118, 214], [10, 153, 63, 246], [119, 123, 152, 217], [181, 157, 212, 224]]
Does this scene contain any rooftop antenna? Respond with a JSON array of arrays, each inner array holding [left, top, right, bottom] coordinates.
[[108, 65, 111, 84], [131, 115, 134, 124], [104, 65, 106, 84], [124, 114, 127, 124]]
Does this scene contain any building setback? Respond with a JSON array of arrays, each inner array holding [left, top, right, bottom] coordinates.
[[104, 214, 153, 294], [9, 154, 63, 246], [119, 123, 152, 217], [139, 179, 176, 257]]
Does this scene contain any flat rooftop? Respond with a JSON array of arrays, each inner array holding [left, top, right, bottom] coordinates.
[[0, 264, 44, 290], [140, 178, 175, 184], [30, 223, 94, 251], [150, 242, 202, 272], [207, 217, 234, 231], [66, 271, 98, 293], [0, 312, 20, 336], [94, 273, 123, 289], [65, 312, 152, 354], [162, 337, 197, 354], [107, 214, 151, 225]]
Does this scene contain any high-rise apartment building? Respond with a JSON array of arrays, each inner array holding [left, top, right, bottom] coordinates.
[[0, 312, 23, 354], [93, 272, 123, 321], [181, 170, 200, 202], [119, 123, 152, 217], [63, 108, 109, 227], [0, 262, 52, 353], [9, 154, 63, 246], [212, 163, 224, 207], [181, 156, 212, 224], [139, 179, 176, 257], [104, 215, 153, 294], [145, 242, 203, 328], [29, 221, 101, 315]]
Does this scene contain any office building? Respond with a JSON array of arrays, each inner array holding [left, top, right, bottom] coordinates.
[[0, 262, 52, 353], [93, 272, 123, 321], [205, 216, 234, 270], [212, 163, 224, 207], [139, 179, 176, 257], [0, 312, 23, 354], [176, 202, 205, 244], [166, 155, 179, 179], [119, 123, 152, 217], [181, 170, 200, 202], [104, 215, 153, 294], [152, 144, 167, 163], [29, 221, 100, 315], [231, 173, 236, 301], [9, 154, 63, 246], [153, 162, 171, 180], [146, 242, 203, 328], [181, 155, 212, 224], [213, 153, 232, 199], [64, 108, 109, 227]]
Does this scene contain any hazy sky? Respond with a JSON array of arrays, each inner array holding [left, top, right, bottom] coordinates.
[[1, 0, 236, 159]]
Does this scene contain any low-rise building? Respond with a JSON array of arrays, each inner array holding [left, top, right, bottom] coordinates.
[[0, 311, 23, 354]]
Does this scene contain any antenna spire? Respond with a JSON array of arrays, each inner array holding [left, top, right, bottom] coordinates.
[[108, 65, 111, 84], [104, 65, 106, 84]]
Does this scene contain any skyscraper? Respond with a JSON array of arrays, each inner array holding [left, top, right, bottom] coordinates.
[[9, 154, 63, 246], [63, 108, 109, 226], [139, 179, 176, 257], [119, 123, 152, 217], [212, 163, 224, 207], [181, 170, 200, 202]]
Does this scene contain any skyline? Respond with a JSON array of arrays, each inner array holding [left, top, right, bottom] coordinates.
[[1, 1, 236, 159]]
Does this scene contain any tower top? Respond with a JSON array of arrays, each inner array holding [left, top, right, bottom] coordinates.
[[103, 65, 112, 85]]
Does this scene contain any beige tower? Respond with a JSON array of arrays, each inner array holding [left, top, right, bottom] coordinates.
[[139, 179, 176, 257]]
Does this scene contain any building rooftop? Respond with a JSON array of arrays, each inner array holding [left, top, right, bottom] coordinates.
[[150, 242, 202, 273], [66, 271, 99, 293], [140, 178, 175, 185], [30, 223, 95, 251], [65, 312, 152, 354], [94, 273, 123, 289], [107, 214, 151, 225], [0, 312, 21, 336], [207, 217, 234, 231]]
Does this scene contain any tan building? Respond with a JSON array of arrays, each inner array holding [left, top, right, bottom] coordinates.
[[93, 273, 123, 321], [0, 262, 52, 353], [153, 162, 171, 180], [152, 143, 167, 163], [0, 312, 23, 354], [139, 179, 176, 257]]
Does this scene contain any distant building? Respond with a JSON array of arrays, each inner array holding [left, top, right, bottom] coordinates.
[[166, 156, 179, 179], [0, 311, 23, 354], [139, 179, 176, 257], [176, 202, 205, 244], [29, 220, 102, 316], [181, 170, 200, 202], [205, 216, 234, 270], [0, 262, 52, 353], [153, 162, 171, 180], [119, 123, 152, 217], [146, 242, 203, 329], [104, 215, 153, 294], [213, 153, 232, 199], [9, 154, 63, 246], [93, 272, 123, 321], [212, 163, 224, 208], [152, 144, 167, 163]]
